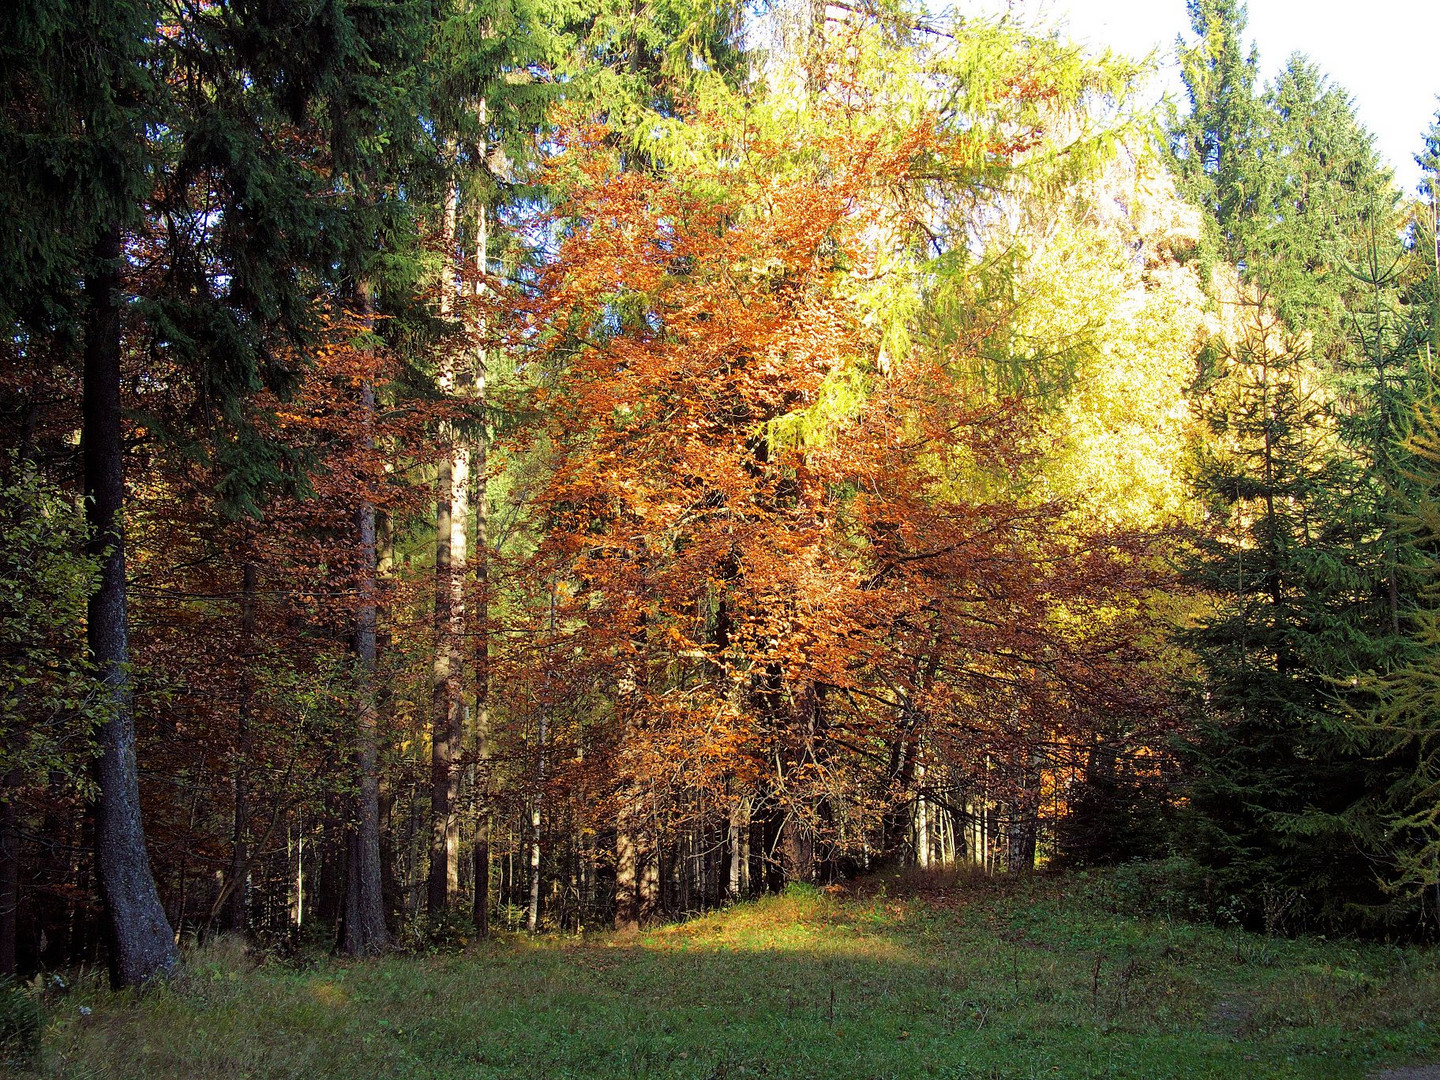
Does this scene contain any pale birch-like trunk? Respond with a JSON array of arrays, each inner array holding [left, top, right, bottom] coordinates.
[[913, 761, 929, 869], [430, 165, 470, 915], [470, 135, 493, 934], [727, 794, 750, 901]]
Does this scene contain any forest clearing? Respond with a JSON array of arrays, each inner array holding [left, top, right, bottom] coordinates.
[[15, 876, 1440, 1080], [5, 0, 1440, 1074]]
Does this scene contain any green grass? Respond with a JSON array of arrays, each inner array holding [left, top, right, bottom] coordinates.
[[12, 871, 1440, 1079]]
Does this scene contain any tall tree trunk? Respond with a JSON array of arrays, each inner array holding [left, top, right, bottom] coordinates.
[[224, 560, 258, 934], [527, 581, 554, 933], [468, 468, 489, 937], [429, 424, 455, 915], [342, 278, 388, 957], [471, 164, 493, 937], [727, 793, 750, 902], [639, 823, 660, 920], [0, 771, 19, 976], [913, 761, 929, 869], [429, 169, 466, 915], [84, 227, 179, 988], [615, 796, 640, 932], [376, 510, 404, 927], [779, 812, 814, 884]]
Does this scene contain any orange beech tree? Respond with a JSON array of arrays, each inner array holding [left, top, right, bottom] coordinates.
[[516, 42, 1172, 923]]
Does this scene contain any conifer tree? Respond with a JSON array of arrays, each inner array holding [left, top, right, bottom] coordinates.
[[1172, 0, 1259, 261], [1181, 287, 1391, 930], [1, 0, 442, 976], [0, 0, 181, 988], [1171, 3, 1411, 930]]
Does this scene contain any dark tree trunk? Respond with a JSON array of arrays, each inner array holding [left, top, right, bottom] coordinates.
[[1011, 757, 1041, 875], [84, 227, 179, 988], [780, 812, 814, 884], [223, 560, 258, 934], [0, 772, 19, 976], [341, 280, 388, 957]]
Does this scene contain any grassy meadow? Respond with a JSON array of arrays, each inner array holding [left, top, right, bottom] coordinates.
[[8, 871, 1440, 1080]]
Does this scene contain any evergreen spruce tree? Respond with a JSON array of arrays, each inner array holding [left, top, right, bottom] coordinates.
[[1182, 292, 1393, 931], [1169, 0, 1418, 930], [1, 0, 442, 979], [0, 0, 181, 988], [1171, 0, 1260, 263], [1255, 58, 1397, 370]]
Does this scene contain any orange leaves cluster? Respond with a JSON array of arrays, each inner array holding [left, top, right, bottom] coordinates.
[[511, 102, 1171, 855]]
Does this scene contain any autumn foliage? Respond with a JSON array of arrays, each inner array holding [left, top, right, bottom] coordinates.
[[512, 104, 1173, 885]]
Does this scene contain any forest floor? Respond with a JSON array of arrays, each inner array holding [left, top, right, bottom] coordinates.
[[9, 869, 1440, 1079]]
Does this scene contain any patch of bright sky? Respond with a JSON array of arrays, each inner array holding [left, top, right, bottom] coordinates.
[[952, 0, 1440, 195]]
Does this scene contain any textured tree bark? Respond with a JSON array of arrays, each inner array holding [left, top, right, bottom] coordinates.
[[615, 798, 639, 932], [779, 812, 814, 884], [470, 425, 491, 934], [429, 428, 455, 915], [342, 279, 388, 957], [84, 227, 180, 988], [639, 825, 660, 920], [526, 800, 542, 931], [376, 510, 403, 928]]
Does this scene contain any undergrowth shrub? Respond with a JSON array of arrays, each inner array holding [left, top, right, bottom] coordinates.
[[399, 911, 477, 952], [0, 976, 41, 1066], [1082, 857, 1210, 923]]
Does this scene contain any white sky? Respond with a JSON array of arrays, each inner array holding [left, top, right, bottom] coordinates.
[[959, 0, 1440, 194]]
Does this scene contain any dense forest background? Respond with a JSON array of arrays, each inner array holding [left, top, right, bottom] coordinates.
[[2, 0, 1439, 989]]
